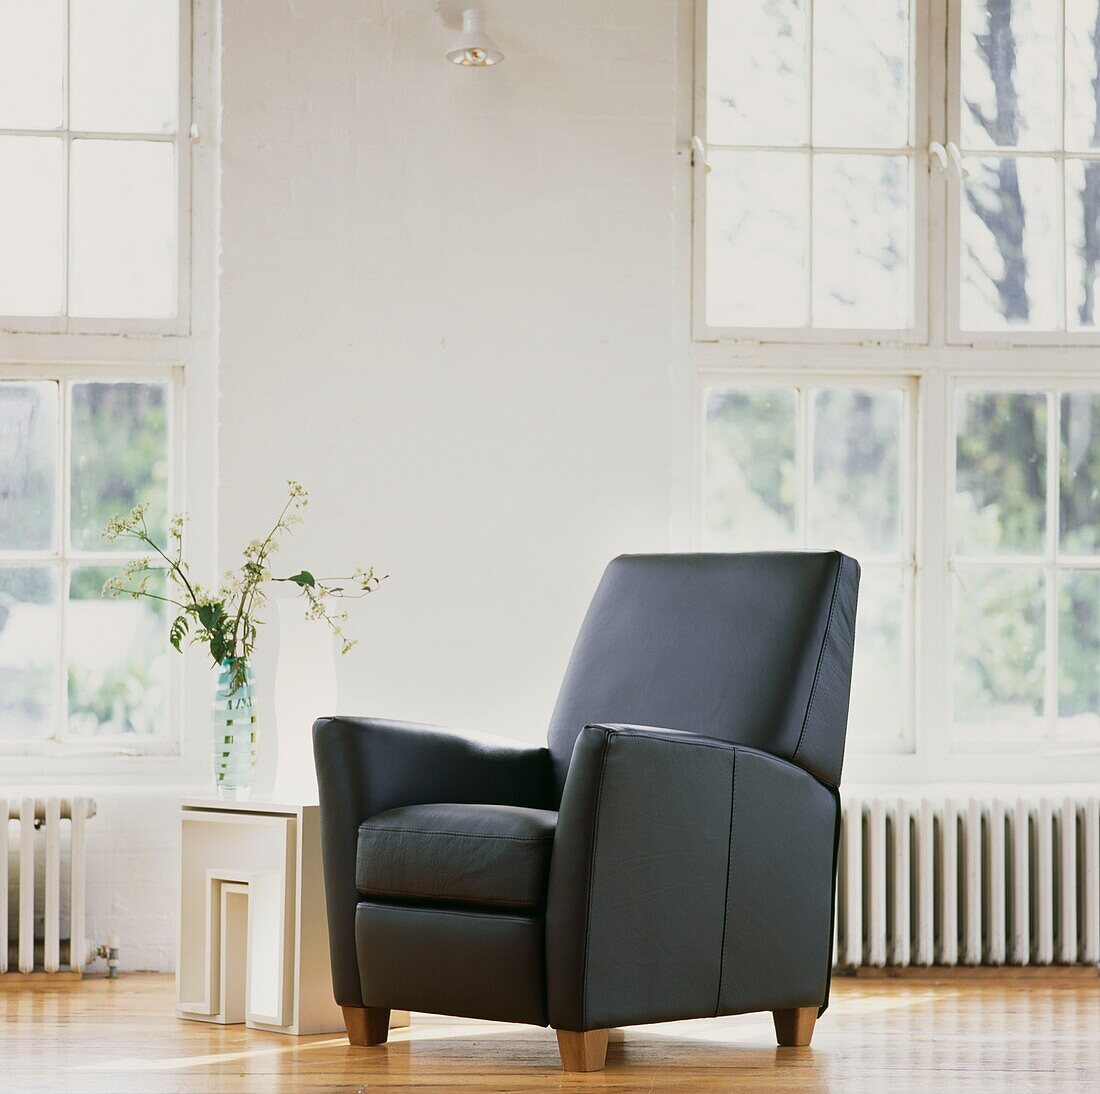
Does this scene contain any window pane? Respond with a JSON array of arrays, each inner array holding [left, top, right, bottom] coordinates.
[[706, 151, 808, 327], [0, 0, 64, 129], [0, 566, 57, 739], [960, 157, 1060, 329], [1061, 392, 1100, 553], [705, 388, 796, 548], [955, 390, 1047, 555], [1065, 0, 1100, 150], [0, 137, 64, 316], [813, 154, 910, 328], [953, 566, 1046, 736], [1066, 159, 1100, 329], [69, 139, 177, 318], [69, 0, 179, 134], [813, 0, 910, 148], [847, 566, 906, 741], [0, 381, 58, 551], [706, 0, 806, 146], [66, 566, 166, 737], [70, 382, 169, 552], [961, 0, 1059, 150], [811, 388, 903, 556], [1059, 571, 1100, 734]]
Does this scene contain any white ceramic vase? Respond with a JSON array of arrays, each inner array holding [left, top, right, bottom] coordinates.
[[270, 593, 338, 804]]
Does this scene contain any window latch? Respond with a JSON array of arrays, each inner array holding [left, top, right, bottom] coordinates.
[[691, 135, 711, 174], [946, 141, 970, 179], [930, 140, 969, 179]]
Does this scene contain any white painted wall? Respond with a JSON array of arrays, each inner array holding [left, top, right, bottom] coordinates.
[[6, 1, 688, 973], [81, 791, 181, 972], [218, 0, 686, 748]]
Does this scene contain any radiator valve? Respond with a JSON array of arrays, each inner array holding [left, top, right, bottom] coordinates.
[[93, 934, 120, 978]]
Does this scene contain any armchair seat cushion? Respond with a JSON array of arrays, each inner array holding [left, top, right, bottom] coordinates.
[[356, 802, 557, 911]]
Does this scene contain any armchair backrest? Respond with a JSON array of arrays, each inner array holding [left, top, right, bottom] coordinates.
[[547, 552, 859, 798]]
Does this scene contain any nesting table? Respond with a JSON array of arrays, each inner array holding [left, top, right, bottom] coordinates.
[[176, 797, 409, 1036]]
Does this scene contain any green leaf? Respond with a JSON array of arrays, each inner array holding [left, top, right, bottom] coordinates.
[[287, 570, 315, 588], [197, 602, 227, 632], [169, 613, 190, 652]]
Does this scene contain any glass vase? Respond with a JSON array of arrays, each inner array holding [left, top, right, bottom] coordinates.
[[212, 658, 257, 799]]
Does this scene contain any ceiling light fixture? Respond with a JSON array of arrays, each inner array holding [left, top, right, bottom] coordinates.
[[445, 8, 503, 67]]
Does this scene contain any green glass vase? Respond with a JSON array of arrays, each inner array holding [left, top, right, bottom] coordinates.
[[212, 658, 257, 798]]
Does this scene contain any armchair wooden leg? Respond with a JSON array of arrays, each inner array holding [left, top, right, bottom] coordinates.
[[772, 1006, 818, 1047], [343, 1006, 391, 1046], [555, 1028, 609, 1072]]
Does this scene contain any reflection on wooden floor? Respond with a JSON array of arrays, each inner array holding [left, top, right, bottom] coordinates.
[[2, 973, 1099, 1091]]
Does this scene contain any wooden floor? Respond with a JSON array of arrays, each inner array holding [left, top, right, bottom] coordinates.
[[2, 974, 1098, 1092]]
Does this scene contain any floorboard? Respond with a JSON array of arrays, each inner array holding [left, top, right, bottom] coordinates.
[[1, 973, 1098, 1091]]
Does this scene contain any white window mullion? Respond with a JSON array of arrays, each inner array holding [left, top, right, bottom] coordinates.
[[177, 0, 193, 331], [61, 0, 71, 319], [919, 369, 950, 766], [56, 378, 72, 744], [927, 0, 949, 348], [1044, 389, 1061, 741], [1057, 0, 1068, 333], [1058, 0, 1067, 153], [806, 152, 815, 328], [797, 384, 812, 544], [806, 0, 816, 328], [901, 373, 920, 749]]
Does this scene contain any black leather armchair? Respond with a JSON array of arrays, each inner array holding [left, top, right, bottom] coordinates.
[[314, 552, 859, 1072]]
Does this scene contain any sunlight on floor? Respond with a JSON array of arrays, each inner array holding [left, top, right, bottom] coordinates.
[[5, 973, 1098, 1092]]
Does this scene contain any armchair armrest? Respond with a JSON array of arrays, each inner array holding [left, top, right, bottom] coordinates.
[[545, 724, 837, 1031], [313, 715, 552, 1006]]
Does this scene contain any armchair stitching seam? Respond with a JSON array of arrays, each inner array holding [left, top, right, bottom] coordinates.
[[715, 752, 737, 1017], [793, 554, 844, 769], [598, 734, 822, 782], [359, 826, 553, 842], [610, 734, 733, 753], [363, 903, 535, 925], [357, 886, 537, 908], [580, 730, 613, 1031]]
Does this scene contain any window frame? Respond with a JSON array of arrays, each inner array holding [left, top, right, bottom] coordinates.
[[944, 0, 1100, 346], [0, 0, 192, 337], [692, 0, 932, 345], [692, 1, 1100, 782], [690, 347, 1100, 781], [695, 0, 1100, 348], [946, 373, 1100, 752], [695, 370, 919, 752], [0, 364, 184, 757], [0, 0, 216, 775]]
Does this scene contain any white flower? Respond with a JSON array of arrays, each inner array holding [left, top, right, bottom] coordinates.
[[122, 556, 152, 578], [102, 576, 126, 598]]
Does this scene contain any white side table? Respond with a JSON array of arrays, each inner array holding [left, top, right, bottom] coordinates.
[[176, 797, 409, 1036]]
